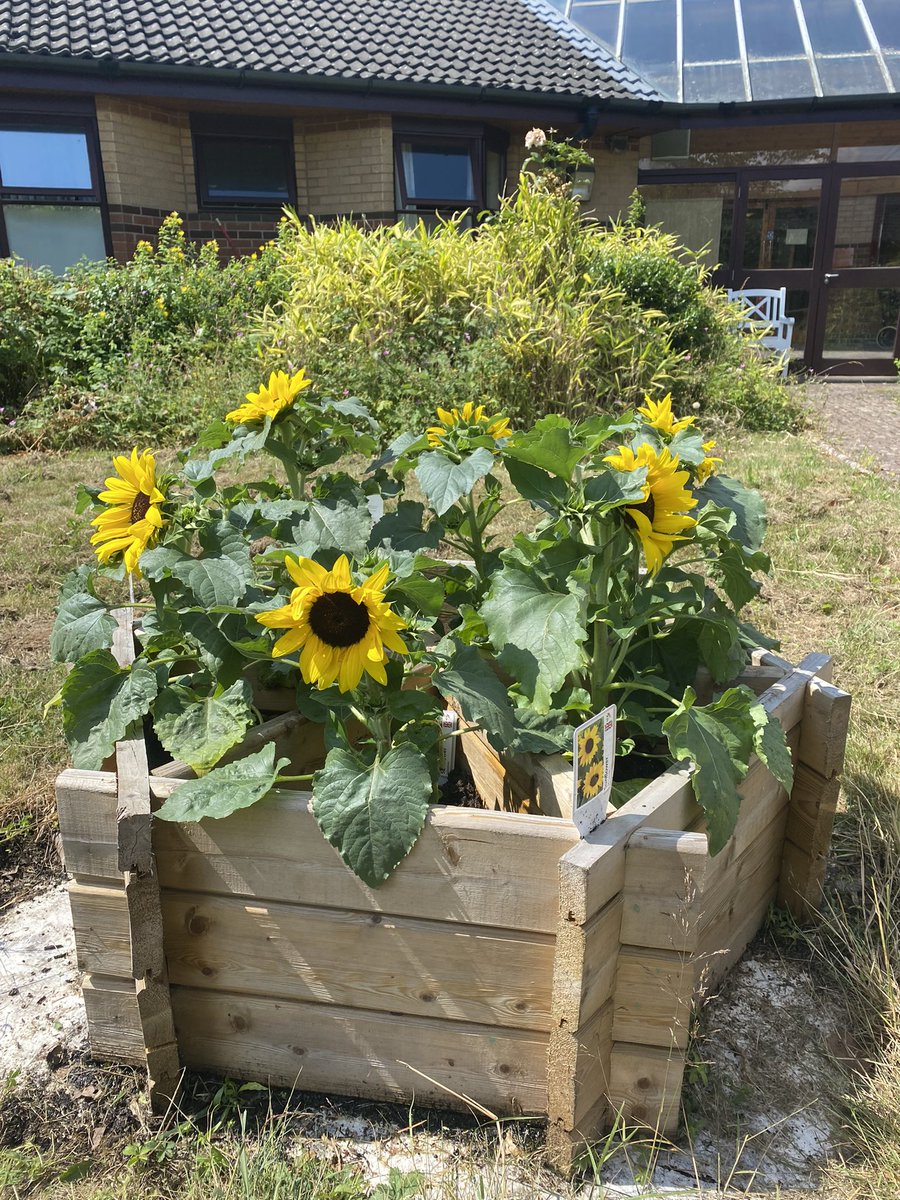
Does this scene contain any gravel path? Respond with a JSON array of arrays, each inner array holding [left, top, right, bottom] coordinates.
[[803, 379, 900, 478]]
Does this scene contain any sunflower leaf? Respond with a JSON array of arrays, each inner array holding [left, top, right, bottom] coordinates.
[[695, 475, 766, 552], [583, 464, 648, 511], [155, 743, 290, 823], [415, 447, 495, 516], [312, 743, 433, 887], [502, 415, 586, 481], [663, 686, 759, 855], [480, 567, 588, 713], [503, 459, 568, 515], [712, 542, 769, 611], [370, 501, 443, 552], [147, 521, 253, 608], [433, 640, 516, 746], [61, 650, 158, 770], [153, 679, 255, 774], [751, 704, 795, 795], [51, 591, 117, 663], [291, 497, 373, 556]]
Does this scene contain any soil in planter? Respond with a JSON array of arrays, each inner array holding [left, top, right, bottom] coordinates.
[[437, 766, 483, 808]]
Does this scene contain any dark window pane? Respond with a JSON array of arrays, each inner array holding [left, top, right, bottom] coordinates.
[[749, 58, 816, 100], [683, 62, 747, 102], [816, 54, 886, 94], [743, 178, 821, 270], [199, 138, 290, 202], [803, 0, 870, 54], [864, 0, 900, 52], [622, 1, 676, 76], [401, 142, 475, 202], [823, 287, 899, 359], [742, 0, 804, 58], [571, 2, 620, 48], [4, 204, 106, 272], [682, 0, 740, 63], [833, 176, 900, 267], [0, 129, 92, 189]]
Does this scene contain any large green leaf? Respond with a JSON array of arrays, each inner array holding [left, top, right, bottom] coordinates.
[[370, 501, 442, 552], [61, 650, 159, 770], [696, 475, 767, 552], [698, 615, 746, 683], [433, 640, 516, 746], [415, 447, 495, 516], [142, 521, 253, 608], [751, 703, 795, 795], [503, 458, 568, 515], [583, 464, 648, 512], [480, 567, 587, 713], [50, 592, 117, 663], [663, 686, 759, 855], [291, 497, 373, 556], [713, 542, 769, 612], [179, 611, 247, 685], [312, 743, 433, 886], [155, 743, 290, 823], [153, 679, 254, 774], [503, 415, 585, 481]]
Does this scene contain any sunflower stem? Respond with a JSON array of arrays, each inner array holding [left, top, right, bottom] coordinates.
[[461, 493, 487, 579], [283, 457, 304, 500]]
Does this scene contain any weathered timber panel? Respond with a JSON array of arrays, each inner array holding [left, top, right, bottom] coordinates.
[[170, 986, 550, 1115]]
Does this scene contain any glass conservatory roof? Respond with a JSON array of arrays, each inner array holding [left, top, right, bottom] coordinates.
[[546, 0, 899, 102]]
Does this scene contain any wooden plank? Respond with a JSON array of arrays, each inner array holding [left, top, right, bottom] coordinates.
[[69, 881, 131, 977], [698, 806, 788, 941], [618, 830, 709, 953], [81, 974, 145, 1064], [161, 890, 554, 1032], [170, 986, 549, 1116], [548, 1000, 614, 1131], [56, 769, 119, 879], [754, 648, 833, 684], [111, 608, 180, 1108], [457, 726, 572, 818], [782, 763, 842, 861], [150, 785, 577, 935], [612, 947, 694, 1050], [695, 883, 778, 999], [798, 679, 852, 780], [754, 651, 833, 734], [607, 1043, 685, 1134]]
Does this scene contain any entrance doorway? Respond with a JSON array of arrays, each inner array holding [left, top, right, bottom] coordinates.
[[640, 163, 900, 375]]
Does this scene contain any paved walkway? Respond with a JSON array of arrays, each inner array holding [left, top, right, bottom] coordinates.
[[803, 380, 900, 479]]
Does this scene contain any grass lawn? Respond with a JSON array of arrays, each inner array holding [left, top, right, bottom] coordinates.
[[0, 429, 898, 1197]]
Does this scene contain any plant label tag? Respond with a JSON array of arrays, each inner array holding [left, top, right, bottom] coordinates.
[[572, 705, 616, 836]]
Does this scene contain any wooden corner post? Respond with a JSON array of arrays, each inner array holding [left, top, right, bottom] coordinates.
[[778, 667, 852, 921], [607, 828, 708, 1137], [112, 608, 181, 1109]]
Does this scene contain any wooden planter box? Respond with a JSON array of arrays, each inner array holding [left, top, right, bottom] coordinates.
[[56, 641, 850, 1168]]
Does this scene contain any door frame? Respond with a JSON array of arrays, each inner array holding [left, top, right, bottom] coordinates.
[[639, 160, 900, 375]]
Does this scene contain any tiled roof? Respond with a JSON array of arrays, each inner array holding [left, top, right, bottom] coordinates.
[[0, 0, 661, 102]]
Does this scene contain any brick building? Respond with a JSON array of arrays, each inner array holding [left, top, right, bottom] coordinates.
[[0, 0, 897, 372]]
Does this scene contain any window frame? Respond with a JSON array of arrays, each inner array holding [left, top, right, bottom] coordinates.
[[191, 114, 296, 211], [0, 106, 110, 262], [393, 120, 508, 216]]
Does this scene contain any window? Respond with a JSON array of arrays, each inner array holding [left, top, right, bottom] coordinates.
[[0, 118, 107, 273], [394, 122, 507, 220], [192, 115, 295, 208]]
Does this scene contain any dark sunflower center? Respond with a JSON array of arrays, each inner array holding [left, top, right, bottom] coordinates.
[[308, 591, 371, 648], [130, 491, 151, 523], [626, 494, 655, 528]]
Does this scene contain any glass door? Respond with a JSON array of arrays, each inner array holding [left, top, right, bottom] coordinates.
[[808, 171, 900, 374]]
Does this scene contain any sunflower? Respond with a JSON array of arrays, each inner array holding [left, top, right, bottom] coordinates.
[[426, 402, 511, 449], [577, 725, 600, 768], [89, 449, 167, 576], [637, 393, 696, 437], [256, 554, 408, 693], [604, 443, 698, 575], [226, 368, 312, 425], [581, 761, 604, 799], [695, 439, 723, 485]]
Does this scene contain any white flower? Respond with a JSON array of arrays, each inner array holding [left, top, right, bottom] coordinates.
[[525, 127, 547, 150]]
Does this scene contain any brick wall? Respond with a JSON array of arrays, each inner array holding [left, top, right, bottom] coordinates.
[[299, 112, 395, 218]]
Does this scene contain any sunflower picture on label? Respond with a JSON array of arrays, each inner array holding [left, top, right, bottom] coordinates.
[[572, 705, 616, 836]]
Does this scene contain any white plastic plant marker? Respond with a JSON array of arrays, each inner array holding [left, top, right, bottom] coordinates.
[[438, 708, 459, 785], [572, 704, 615, 836]]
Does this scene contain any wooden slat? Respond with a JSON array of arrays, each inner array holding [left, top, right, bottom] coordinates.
[[69, 880, 131, 977], [161, 890, 554, 1032], [618, 830, 709, 953], [81, 974, 145, 1064], [607, 1043, 685, 1133], [170, 986, 549, 1116], [695, 883, 779, 998], [57, 770, 119, 880], [798, 679, 852, 780], [150, 786, 577, 935], [612, 948, 693, 1050], [698, 806, 788, 941], [111, 608, 180, 1108], [457, 726, 572, 819]]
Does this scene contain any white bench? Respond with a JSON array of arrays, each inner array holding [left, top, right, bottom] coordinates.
[[726, 287, 796, 379]]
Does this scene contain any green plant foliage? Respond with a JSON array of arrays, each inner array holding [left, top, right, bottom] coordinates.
[[153, 679, 255, 774], [155, 744, 290, 823], [60, 650, 158, 769]]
